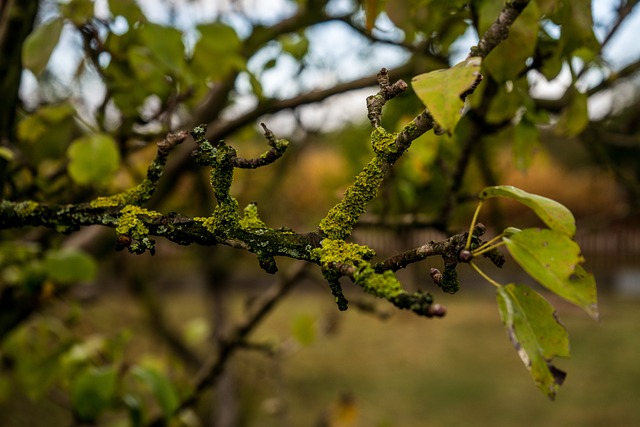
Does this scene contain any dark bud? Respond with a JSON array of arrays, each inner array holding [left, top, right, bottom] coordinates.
[[430, 268, 443, 285], [426, 303, 447, 318], [473, 222, 486, 236], [433, 124, 446, 135], [258, 256, 278, 274], [458, 249, 473, 263], [115, 234, 132, 251]]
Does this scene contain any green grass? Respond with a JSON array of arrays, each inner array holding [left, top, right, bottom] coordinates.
[[1, 289, 639, 427], [240, 291, 640, 427]]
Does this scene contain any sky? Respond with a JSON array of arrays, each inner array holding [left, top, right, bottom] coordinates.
[[22, 0, 640, 129]]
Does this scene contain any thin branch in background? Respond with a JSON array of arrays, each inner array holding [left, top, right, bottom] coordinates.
[[129, 273, 203, 369], [146, 263, 311, 426]]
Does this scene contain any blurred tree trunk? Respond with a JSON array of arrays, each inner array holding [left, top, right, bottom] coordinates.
[[203, 247, 239, 427], [0, 0, 39, 193]]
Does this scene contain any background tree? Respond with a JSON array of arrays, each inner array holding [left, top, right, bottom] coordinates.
[[1, 0, 639, 426]]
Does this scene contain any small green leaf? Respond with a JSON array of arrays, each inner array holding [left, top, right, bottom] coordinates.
[[292, 314, 316, 346], [503, 228, 598, 319], [0, 146, 14, 161], [411, 57, 482, 135], [279, 33, 309, 60], [23, 17, 64, 76], [44, 248, 97, 284], [182, 318, 210, 346], [132, 366, 179, 416], [67, 134, 120, 186], [72, 366, 118, 422], [497, 283, 569, 400], [479, 185, 576, 237]]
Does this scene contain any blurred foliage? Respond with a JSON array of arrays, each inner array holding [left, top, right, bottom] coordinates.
[[1, 0, 639, 425]]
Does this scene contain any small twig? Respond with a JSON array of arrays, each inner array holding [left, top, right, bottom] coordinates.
[[366, 68, 408, 127], [231, 123, 289, 169]]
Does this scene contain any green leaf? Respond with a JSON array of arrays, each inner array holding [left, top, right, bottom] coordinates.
[[557, 0, 600, 57], [182, 318, 210, 346], [503, 228, 598, 319], [485, 80, 524, 124], [60, 0, 94, 25], [62, 335, 107, 366], [72, 366, 118, 422], [67, 134, 120, 186], [109, 0, 145, 24], [191, 23, 245, 81], [279, 33, 309, 60], [292, 314, 316, 346], [411, 57, 482, 135], [0, 147, 14, 161], [138, 23, 186, 76], [132, 366, 179, 416], [127, 46, 171, 97], [44, 248, 97, 283], [22, 17, 64, 76], [44, 248, 97, 284], [555, 90, 588, 137], [17, 103, 78, 163], [497, 283, 569, 400], [479, 185, 576, 237]]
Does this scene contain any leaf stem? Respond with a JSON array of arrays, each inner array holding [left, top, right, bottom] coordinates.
[[472, 240, 506, 257], [469, 261, 502, 288], [471, 234, 505, 255], [466, 201, 483, 250]]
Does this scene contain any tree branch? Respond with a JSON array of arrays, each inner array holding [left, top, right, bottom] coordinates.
[[469, 0, 531, 59]]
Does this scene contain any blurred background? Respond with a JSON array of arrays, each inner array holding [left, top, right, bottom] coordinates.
[[1, 0, 639, 426]]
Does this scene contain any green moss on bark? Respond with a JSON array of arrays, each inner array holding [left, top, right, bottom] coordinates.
[[239, 203, 267, 229], [310, 239, 375, 266], [318, 127, 399, 240], [318, 157, 386, 240]]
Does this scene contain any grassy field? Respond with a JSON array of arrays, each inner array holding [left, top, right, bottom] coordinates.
[[2, 288, 639, 427], [235, 290, 640, 427]]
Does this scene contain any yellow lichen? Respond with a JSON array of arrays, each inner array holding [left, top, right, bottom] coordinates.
[[311, 239, 375, 266], [371, 126, 398, 155], [239, 203, 267, 229], [116, 205, 161, 239]]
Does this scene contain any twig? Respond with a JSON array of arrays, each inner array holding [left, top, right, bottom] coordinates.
[[231, 123, 290, 169], [366, 68, 409, 127], [469, 0, 531, 59]]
